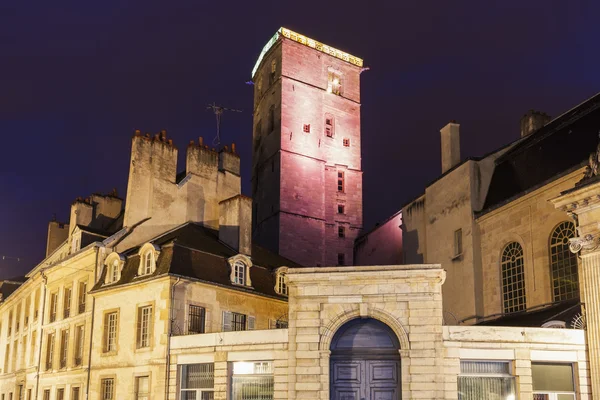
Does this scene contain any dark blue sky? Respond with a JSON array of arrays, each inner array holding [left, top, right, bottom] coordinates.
[[1, 0, 599, 278]]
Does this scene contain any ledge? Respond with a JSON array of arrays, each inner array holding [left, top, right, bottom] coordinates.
[[171, 329, 288, 350]]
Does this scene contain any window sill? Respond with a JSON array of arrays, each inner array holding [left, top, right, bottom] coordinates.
[[100, 351, 118, 357], [231, 283, 254, 290]]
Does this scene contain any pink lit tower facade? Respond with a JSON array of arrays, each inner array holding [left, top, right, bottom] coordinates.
[[251, 28, 364, 267]]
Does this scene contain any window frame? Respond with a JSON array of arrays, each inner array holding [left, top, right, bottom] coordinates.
[[77, 281, 87, 314], [45, 332, 55, 371], [178, 363, 214, 400], [275, 267, 288, 296], [134, 375, 150, 400], [102, 310, 119, 354], [100, 377, 115, 400], [454, 228, 463, 258], [337, 171, 345, 193], [549, 221, 579, 302], [63, 286, 72, 319], [136, 305, 153, 349], [325, 114, 335, 138], [230, 361, 274, 400], [187, 305, 206, 335], [458, 360, 516, 399], [73, 324, 84, 366], [500, 242, 527, 314], [343, 138, 350, 147], [59, 329, 69, 369], [532, 362, 576, 399], [327, 70, 343, 96]]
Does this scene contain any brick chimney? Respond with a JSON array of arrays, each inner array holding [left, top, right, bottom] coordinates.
[[520, 110, 551, 137], [440, 121, 461, 174], [219, 195, 252, 255]]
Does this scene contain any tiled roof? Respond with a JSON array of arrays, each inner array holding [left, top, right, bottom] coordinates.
[[480, 92, 600, 214], [92, 223, 300, 299]]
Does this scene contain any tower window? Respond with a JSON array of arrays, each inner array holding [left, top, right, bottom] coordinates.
[[268, 106, 275, 133], [328, 71, 342, 95], [454, 229, 463, 257], [325, 115, 334, 137], [269, 60, 277, 84], [338, 226, 345, 238], [337, 172, 344, 192], [303, 124, 311, 133], [337, 204, 345, 214], [343, 138, 350, 147], [337, 253, 345, 266]]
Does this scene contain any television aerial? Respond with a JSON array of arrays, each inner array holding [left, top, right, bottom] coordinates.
[[206, 102, 242, 146]]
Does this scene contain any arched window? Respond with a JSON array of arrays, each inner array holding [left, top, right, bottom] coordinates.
[[141, 251, 154, 276], [137, 243, 159, 277], [549, 221, 579, 301], [234, 261, 246, 286], [107, 260, 120, 284], [501, 242, 526, 313]]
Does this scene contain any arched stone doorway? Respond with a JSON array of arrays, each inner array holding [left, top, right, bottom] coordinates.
[[330, 318, 401, 400]]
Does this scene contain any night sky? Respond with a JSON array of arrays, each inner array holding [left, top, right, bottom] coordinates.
[[1, 1, 599, 279]]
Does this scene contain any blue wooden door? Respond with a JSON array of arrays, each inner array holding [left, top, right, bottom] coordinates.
[[331, 359, 400, 400]]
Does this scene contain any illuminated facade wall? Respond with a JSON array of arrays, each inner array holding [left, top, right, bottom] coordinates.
[[252, 30, 363, 267]]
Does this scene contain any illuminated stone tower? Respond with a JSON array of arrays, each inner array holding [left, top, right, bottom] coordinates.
[[251, 28, 364, 267]]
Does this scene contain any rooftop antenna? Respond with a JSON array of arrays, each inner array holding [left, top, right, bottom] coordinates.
[[206, 102, 242, 146]]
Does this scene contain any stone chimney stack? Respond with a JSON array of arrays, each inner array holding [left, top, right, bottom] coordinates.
[[440, 121, 461, 174], [219, 195, 252, 255], [520, 110, 551, 138]]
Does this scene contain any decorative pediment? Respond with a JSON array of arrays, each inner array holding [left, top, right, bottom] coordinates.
[[227, 254, 253, 287]]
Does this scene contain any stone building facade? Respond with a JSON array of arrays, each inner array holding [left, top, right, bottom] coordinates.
[[251, 28, 364, 267]]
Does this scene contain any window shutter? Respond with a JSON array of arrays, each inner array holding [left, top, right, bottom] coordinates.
[[248, 316, 256, 330], [222, 311, 232, 332]]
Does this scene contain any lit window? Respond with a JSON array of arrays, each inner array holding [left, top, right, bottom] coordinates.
[[338, 226, 345, 238], [136, 306, 152, 349], [63, 287, 71, 319], [327, 71, 342, 95], [231, 361, 274, 400], [276, 269, 288, 296], [343, 138, 350, 147], [454, 229, 463, 257], [101, 378, 114, 400], [234, 261, 246, 285], [325, 114, 334, 137], [59, 329, 68, 369], [188, 305, 206, 335], [337, 204, 345, 214], [303, 124, 311, 133], [135, 376, 149, 400], [501, 242, 526, 313], [45, 332, 55, 371], [103, 312, 118, 353], [74, 325, 84, 366], [179, 363, 214, 399], [458, 361, 515, 399], [222, 311, 253, 332], [269, 59, 277, 84], [337, 171, 344, 192], [337, 253, 345, 266], [532, 363, 575, 399], [550, 221, 579, 301]]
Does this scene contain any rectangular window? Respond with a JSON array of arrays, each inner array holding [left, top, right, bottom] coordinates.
[[325, 115, 334, 138], [234, 263, 245, 285], [103, 312, 118, 353], [17, 386, 22, 400], [74, 325, 84, 366], [135, 376, 149, 400], [458, 361, 516, 399], [12, 340, 17, 372], [337, 171, 344, 192], [338, 204, 345, 214], [59, 330, 68, 369], [337, 253, 345, 266], [231, 361, 274, 400], [78, 281, 87, 314], [454, 229, 463, 257], [27, 389, 31, 400], [179, 363, 214, 400], [30, 331, 36, 366], [4, 344, 9, 373], [34, 289, 40, 320], [532, 363, 575, 399], [343, 138, 350, 147], [188, 305, 206, 335], [222, 311, 247, 332], [303, 124, 310, 133], [270, 319, 288, 329], [137, 306, 152, 349], [8, 311, 12, 336], [45, 333, 55, 371], [15, 304, 21, 333], [56, 389, 64, 400], [24, 296, 30, 326], [49, 293, 58, 323], [268, 106, 275, 133], [101, 379, 114, 400], [43, 391, 49, 400], [21, 336, 27, 368], [71, 388, 80, 400], [327, 71, 342, 95], [63, 287, 72, 319], [338, 226, 345, 238]]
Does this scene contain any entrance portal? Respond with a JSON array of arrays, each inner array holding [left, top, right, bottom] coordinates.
[[330, 318, 401, 400]]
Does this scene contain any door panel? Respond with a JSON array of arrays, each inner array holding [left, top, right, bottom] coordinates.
[[332, 359, 400, 400]]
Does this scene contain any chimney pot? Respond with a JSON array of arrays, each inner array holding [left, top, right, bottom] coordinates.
[[189, 140, 195, 146], [520, 110, 551, 138], [160, 130, 167, 141], [168, 139, 173, 145], [440, 122, 461, 174], [199, 137, 204, 146], [134, 129, 141, 136], [231, 143, 236, 153]]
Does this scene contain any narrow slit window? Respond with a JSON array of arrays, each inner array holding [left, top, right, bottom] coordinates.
[[343, 138, 350, 147], [338, 226, 345, 238], [303, 124, 310, 133], [337, 172, 344, 192]]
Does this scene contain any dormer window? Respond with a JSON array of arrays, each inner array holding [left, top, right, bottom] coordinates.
[[137, 243, 159, 277], [275, 267, 288, 296], [104, 252, 124, 285], [228, 255, 253, 288], [234, 261, 246, 285]]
